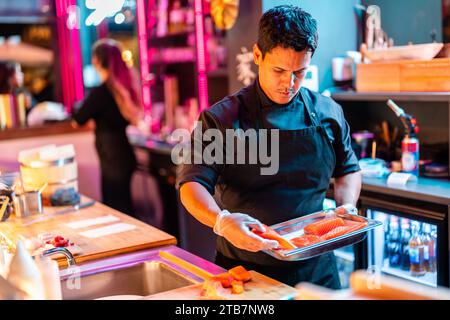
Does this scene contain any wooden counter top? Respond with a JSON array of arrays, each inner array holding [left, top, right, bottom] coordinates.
[[0, 197, 176, 267], [0, 120, 93, 141]]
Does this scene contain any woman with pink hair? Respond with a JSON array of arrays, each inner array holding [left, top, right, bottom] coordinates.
[[72, 39, 142, 216]]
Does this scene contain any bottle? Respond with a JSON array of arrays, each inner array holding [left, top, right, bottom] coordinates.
[[383, 215, 390, 264], [400, 219, 411, 271], [409, 222, 426, 277], [426, 225, 437, 273], [401, 134, 419, 176], [388, 216, 401, 268]]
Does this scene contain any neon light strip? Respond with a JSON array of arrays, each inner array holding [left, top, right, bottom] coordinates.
[[55, 0, 71, 112], [136, 0, 152, 114], [70, 0, 85, 103], [194, 0, 209, 111]]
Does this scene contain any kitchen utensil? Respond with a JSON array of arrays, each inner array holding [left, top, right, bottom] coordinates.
[[382, 121, 390, 147], [14, 190, 43, 218], [352, 131, 375, 158], [261, 210, 382, 262], [0, 196, 10, 222], [20, 200, 96, 227]]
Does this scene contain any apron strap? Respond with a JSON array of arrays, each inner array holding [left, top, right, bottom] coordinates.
[[299, 88, 320, 127]]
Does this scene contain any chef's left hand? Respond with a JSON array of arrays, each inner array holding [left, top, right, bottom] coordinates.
[[335, 203, 358, 215]]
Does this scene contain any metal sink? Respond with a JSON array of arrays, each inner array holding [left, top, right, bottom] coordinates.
[[59, 245, 226, 300], [61, 261, 196, 300]]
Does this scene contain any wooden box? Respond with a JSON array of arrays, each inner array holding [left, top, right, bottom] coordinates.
[[356, 58, 450, 92]]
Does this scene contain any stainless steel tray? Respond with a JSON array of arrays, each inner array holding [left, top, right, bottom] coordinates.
[[262, 209, 383, 261]]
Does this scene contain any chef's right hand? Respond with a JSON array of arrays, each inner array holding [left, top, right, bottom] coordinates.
[[213, 210, 279, 252]]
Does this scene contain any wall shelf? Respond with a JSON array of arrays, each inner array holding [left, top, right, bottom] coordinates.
[[331, 91, 450, 103], [148, 30, 194, 48]]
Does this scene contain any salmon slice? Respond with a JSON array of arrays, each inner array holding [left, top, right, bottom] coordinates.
[[320, 226, 352, 240], [291, 234, 321, 248], [252, 224, 296, 250], [303, 217, 345, 236], [320, 222, 368, 241], [344, 220, 368, 229]]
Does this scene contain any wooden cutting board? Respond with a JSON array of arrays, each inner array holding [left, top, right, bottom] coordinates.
[[144, 271, 297, 300], [0, 196, 176, 267]]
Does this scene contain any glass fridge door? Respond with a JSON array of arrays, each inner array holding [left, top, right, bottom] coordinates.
[[323, 198, 355, 288], [366, 209, 438, 287]]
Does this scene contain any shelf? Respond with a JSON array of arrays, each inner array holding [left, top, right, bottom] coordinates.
[[207, 68, 228, 78], [381, 262, 437, 287], [331, 91, 450, 103], [334, 250, 355, 263], [0, 120, 93, 141], [149, 59, 195, 67], [148, 30, 194, 48], [0, 16, 53, 24]]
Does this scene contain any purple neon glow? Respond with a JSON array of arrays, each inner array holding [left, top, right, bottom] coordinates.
[[136, 0, 152, 115], [194, 0, 209, 111]]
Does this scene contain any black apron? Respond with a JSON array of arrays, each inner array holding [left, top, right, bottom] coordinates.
[[214, 84, 341, 289]]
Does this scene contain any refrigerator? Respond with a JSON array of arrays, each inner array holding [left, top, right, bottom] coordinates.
[[324, 197, 449, 288], [359, 197, 449, 288]]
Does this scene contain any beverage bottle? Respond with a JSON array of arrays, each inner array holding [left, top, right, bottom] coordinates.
[[427, 225, 437, 273], [400, 219, 411, 271], [409, 222, 426, 277], [388, 216, 401, 268], [383, 215, 390, 264]]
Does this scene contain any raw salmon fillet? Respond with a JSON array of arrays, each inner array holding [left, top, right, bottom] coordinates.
[[291, 234, 321, 248], [320, 222, 368, 241], [303, 217, 345, 236]]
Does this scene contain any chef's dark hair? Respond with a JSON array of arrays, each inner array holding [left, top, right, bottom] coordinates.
[[257, 5, 318, 58]]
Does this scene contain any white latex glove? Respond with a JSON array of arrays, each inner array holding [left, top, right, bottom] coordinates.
[[213, 210, 279, 252], [335, 203, 358, 215]]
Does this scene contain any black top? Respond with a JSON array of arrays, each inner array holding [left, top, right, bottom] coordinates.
[[72, 83, 129, 134], [177, 80, 360, 194]]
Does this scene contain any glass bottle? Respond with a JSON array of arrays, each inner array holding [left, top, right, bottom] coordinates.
[[400, 219, 411, 271], [409, 222, 426, 277], [388, 216, 401, 268], [383, 214, 390, 264], [426, 225, 437, 273]]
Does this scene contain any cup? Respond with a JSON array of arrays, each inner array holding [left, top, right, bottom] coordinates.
[[14, 191, 43, 218]]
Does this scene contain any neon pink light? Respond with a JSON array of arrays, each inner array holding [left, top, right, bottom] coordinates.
[[70, 0, 84, 103], [55, 0, 84, 113], [194, 0, 209, 111], [55, 0, 71, 112], [136, 0, 152, 115]]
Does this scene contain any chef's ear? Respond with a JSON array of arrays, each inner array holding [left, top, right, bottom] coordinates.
[[253, 44, 262, 65]]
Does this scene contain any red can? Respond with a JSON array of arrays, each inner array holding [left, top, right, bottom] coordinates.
[[401, 136, 419, 175]]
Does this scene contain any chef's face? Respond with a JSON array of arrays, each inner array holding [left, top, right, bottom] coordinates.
[[254, 45, 312, 104]]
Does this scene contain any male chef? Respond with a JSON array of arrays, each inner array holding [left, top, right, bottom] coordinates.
[[177, 5, 361, 288]]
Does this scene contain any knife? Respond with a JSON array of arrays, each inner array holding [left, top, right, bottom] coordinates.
[[21, 200, 96, 226]]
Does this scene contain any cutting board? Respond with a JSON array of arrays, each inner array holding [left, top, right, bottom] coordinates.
[[0, 196, 176, 267], [144, 271, 297, 300]]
